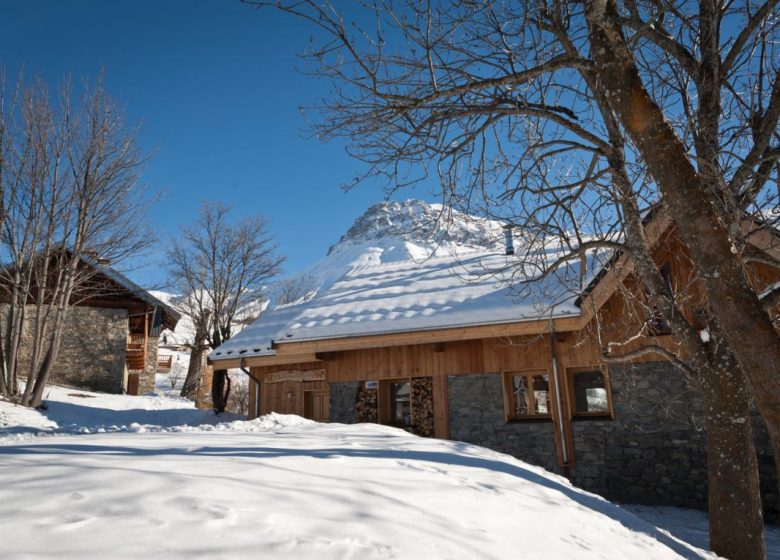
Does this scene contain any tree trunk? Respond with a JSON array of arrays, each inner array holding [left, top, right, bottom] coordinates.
[[212, 369, 230, 414], [700, 342, 765, 559], [585, 0, 780, 505], [28, 338, 56, 409], [0, 341, 7, 397], [181, 308, 210, 401], [22, 305, 66, 408], [180, 338, 206, 401], [612, 180, 766, 554]]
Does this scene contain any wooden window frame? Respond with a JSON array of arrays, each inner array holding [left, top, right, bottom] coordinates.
[[378, 377, 412, 427], [565, 366, 614, 419], [502, 370, 553, 422]]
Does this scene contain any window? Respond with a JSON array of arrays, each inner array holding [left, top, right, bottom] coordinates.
[[568, 368, 612, 417], [503, 372, 551, 420], [379, 379, 411, 426]]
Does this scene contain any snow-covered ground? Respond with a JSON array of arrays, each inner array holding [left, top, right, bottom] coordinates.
[[1, 386, 776, 559], [0, 384, 237, 443]]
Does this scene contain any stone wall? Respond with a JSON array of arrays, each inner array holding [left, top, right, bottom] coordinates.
[[138, 335, 159, 394], [446, 365, 778, 518], [329, 379, 435, 438], [1, 305, 128, 393], [329, 381, 361, 423], [571, 362, 708, 508], [448, 373, 559, 472]]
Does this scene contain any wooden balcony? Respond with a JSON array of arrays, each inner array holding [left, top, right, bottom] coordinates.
[[156, 354, 173, 373], [126, 333, 146, 371]]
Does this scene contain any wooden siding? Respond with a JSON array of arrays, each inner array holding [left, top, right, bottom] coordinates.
[[237, 216, 780, 460]]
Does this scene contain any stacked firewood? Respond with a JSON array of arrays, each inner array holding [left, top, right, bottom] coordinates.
[[356, 387, 378, 423], [410, 377, 434, 437]]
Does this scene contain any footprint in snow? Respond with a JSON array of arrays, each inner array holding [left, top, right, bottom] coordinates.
[[69, 491, 86, 501], [165, 496, 238, 528], [52, 514, 96, 532], [395, 460, 502, 495]]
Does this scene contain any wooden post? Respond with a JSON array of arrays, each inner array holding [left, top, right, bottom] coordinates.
[[142, 310, 149, 368], [549, 322, 574, 475], [432, 375, 450, 439]]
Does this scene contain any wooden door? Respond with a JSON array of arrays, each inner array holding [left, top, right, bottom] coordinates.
[[303, 389, 329, 422], [127, 373, 140, 396]]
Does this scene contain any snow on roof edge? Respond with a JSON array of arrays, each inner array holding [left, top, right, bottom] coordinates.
[[209, 309, 582, 362]]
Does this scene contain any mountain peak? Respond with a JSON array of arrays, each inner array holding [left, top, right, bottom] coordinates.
[[328, 199, 504, 258]]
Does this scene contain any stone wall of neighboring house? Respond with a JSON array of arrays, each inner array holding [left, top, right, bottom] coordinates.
[[196, 362, 214, 410], [1, 305, 128, 394], [138, 335, 159, 395], [447, 364, 778, 518]]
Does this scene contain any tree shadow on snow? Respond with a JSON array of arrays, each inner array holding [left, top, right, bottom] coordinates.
[[0, 442, 702, 558]]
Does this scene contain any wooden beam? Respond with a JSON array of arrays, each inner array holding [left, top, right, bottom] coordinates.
[[578, 210, 674, 324], [741, 219, 780, 261], [209, 352, 321, 369], [273, 316, 583, 355]]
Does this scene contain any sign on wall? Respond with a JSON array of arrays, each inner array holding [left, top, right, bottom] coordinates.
[[264, 369, 326, 384]]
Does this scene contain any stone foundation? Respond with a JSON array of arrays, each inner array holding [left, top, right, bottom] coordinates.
[[447, 364, 777, 518], [448, 373, 559, 472], [328, 365, 777, 518], [138, 335, 159, 395], [329, 381, 361, 423]]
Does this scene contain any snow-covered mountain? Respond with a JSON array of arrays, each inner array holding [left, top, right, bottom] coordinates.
[[270, 199, 508, 304], [158, 199, 510, 345], [329, 198, 505, 259]]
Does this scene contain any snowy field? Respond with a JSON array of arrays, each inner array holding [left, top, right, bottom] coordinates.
[[0, 387, 776, 559]]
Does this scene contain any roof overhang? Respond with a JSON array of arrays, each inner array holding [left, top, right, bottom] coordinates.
[[209, 313, 582, 368]]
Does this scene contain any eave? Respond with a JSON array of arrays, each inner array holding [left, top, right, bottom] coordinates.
[[209, 314, 582, 367]]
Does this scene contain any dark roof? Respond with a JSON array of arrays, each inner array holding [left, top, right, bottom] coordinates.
[[80, 254, 181, 331]]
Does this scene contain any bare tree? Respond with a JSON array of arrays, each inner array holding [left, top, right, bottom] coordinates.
[[168, 202, 283, 412], [245, 2, 779, 557], [274, 273, 318, 306], [226, 371, 250, 416], [0, 76, 152, 408]]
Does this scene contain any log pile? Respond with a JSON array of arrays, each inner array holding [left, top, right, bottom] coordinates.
[[356, 386, 378, 423], [410, 377, 434, 437]]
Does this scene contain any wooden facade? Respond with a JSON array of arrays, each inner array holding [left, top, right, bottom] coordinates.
[[218, 215, 780, 476]]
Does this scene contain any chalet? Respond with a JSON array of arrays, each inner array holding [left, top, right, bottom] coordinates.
[[209, 209, 779, 515], [2, 254, 180, 395]]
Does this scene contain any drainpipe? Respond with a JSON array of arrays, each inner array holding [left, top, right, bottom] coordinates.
[[548, 319, 571, 479]]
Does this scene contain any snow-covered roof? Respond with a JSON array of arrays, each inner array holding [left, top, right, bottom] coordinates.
[[210, 249, 591, 362]]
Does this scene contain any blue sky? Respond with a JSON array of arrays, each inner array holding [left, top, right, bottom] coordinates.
[[0, 0, 431, 287]]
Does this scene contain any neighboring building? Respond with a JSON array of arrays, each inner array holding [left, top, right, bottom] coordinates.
[[3, 255, 180, 395], [209, 208, 780, 516]]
